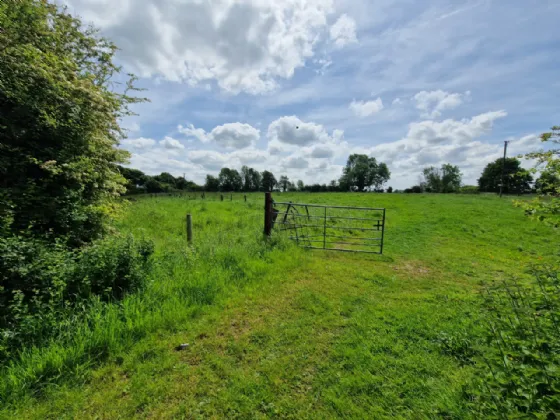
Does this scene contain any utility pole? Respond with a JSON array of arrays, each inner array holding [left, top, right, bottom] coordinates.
[[499, 140, 509, 198]]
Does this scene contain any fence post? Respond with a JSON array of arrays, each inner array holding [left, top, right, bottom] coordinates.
[[186, 214, 193, 244], [264, 192, 273, 237], [220, 194, 223, 201], [244, 195, 247, 202]]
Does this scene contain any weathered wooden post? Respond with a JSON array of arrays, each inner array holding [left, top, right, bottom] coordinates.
[[264, 192, 273, 237], [186, 214, 193, 244], [220, 194, 223, 201]]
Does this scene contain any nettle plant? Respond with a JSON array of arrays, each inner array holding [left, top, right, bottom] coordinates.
[[471, 265, 560, 417]]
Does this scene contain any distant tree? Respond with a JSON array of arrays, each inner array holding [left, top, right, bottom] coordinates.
[[535, 171, 560, 195], [421, 164, 462, 193], [251, 169, 262, 192], [279, 175, 290, 192], [404, 185, 424, 193], [328, 180, 339, 192], [119, 166, 148, 194], [297, 180, 305, 191], [154, 172, 176, 187], [205, 175, 220, 192], [145, 178, 166, 193], [287, 181, 297, 192], [387, 186, 393, 193], [339, 154, 390, 191], [478, 158, 533, 194], [218, 168, 242, 191], [261, 171, 277, 192]]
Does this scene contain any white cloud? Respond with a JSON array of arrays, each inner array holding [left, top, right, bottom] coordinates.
[[267, 116, 332, 146], [66, 0, 360, 94], [367, 110, 509, 185], [282, 156, 309, 169], [121, 137, 156, 150], [179, 122, 260, 149], [330, 14, 358, 48], [159, 136, 185, 149], [413, 90, 470, 118], [309, 144, 335, 158], [188, 150, 229, 171], [349, 98, 384, 117]]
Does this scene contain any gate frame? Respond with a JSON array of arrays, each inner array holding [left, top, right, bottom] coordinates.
[[264, 193, 386, 254]]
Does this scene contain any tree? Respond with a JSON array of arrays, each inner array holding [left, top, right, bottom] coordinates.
[[261, 171, 277, 192], [478, 158, 533, 194], [535, 171, 560, 195], [279, 175, 290, 192], [205, 175, 220, 192], [297, 180, 305, 191], [516, 126, 560, 227], [421, 164, 462, 193], [387, 186, 393, 193], [240, 165, 262, 191], [145, 178, 167, 193], [119, 166, 148, 194], [339, 154, 390, 191], [154, 172, 176, 187], [0, 0, 145, 244], [251, 169, 262, 192], [218, 168, 242, 191]]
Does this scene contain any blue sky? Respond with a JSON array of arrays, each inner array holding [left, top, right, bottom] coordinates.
[[63, 0, 560, 188]]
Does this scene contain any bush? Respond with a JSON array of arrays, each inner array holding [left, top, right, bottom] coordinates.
[[459, 185, 480, 194], [404, 185, 423, 193], [469, 265, 560, 417], [0, 235, 153, 360]]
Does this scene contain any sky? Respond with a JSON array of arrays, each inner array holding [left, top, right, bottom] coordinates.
[[62, 0, 560, 189]]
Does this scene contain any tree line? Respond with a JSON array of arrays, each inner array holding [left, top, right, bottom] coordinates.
[[402, 157, 556, 194], [119, 154, 393, 194]]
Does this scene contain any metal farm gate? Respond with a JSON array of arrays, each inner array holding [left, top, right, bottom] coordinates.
[[263, 193, 386, 254]]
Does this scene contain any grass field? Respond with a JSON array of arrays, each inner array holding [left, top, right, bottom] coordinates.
[[1, 193, 557, 418]]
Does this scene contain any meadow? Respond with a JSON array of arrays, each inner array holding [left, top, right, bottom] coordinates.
[[1, 192, 557, 418]]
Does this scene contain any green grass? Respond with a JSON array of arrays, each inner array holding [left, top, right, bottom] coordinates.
[[1, 193, 557, 418]]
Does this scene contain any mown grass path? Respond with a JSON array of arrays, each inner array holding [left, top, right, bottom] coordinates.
[[4, 193, 556, 418]]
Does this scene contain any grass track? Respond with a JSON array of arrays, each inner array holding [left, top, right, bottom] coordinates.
[[2, 193, 557, 418]]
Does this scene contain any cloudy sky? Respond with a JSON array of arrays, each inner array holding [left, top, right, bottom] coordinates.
[[64, 0, 560, 188]]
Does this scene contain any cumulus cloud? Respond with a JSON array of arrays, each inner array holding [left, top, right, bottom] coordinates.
[[330, 14, 358, 48], [66, 0, 358, 94], [159, 136, 185, 149], [413, 90, 470, 119], [282, 156, 309, 169], [267, 116, 342, 147], [367, 110, 509, 184], [121, 137, 156, 150], [188, 150, 229, 171], [349, 98, 384, 117], [179, 122, 260, 149], [309, 144, 335, 158]]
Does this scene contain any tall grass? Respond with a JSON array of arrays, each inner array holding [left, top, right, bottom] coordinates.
[[0, 198, 303, 403]]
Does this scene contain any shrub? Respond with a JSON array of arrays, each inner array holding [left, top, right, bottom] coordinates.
[[469, 265, 560, 417], [459, 185, 480, 194], [0, 235, 153, 360]]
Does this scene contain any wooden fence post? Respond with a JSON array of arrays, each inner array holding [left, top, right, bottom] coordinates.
[[186, 214, 193, 244], [244, 195, 247, 202], [264, 192, 272, 237], [220, 194, 223, 201]]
